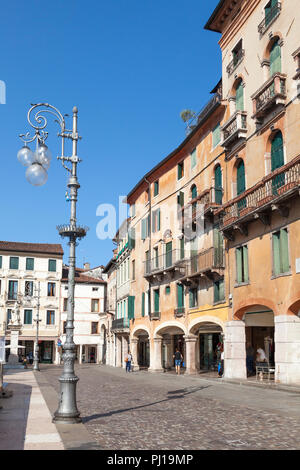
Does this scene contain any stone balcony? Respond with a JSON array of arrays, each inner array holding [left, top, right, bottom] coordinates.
[[217, 155, 300, 240], [181, 187, 223, 226], [111, 317, 130, 332], [252, 73, 287, 122], [221, 111, 247, 151], [174, 307, 185, 318]]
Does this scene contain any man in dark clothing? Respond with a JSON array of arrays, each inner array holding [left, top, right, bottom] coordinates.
[[173, 348, 183, 375]]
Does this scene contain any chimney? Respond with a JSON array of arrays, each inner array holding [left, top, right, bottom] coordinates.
[[84, 262, 90, 270]]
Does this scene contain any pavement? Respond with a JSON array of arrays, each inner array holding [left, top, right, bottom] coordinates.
[[1, 364, 300, 450]]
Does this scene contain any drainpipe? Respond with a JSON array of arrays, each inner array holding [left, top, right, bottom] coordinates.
[[144, 177, 152, 318]]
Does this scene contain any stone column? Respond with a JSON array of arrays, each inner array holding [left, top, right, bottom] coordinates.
[[79, 344, 83, 364], [224, 320, 246, 380], [122, 336, 129, 369], [184, 335, 197, 374], [8, 329, 21, 365], [116, 335, 122, 368], [275, 315, 300, 385], [164, 337, 172, 370], [130, 338, 139, 371], [149, 337, 163, 372]]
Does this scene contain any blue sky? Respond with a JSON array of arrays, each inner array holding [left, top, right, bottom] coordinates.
[[1, 0, 221, 268]]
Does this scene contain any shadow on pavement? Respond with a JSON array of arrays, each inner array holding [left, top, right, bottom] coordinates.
[[82, 385, 211, 424]]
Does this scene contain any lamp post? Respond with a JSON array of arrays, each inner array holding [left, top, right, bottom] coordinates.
[[18, 103, 88, 424], [28, 281, 41, 372]]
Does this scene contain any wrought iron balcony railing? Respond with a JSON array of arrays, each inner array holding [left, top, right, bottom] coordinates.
[[219, 156, 300, 230], [185, 93, 223, 136], [186, 247, 224, 277], [252, 73, 286, 120], [144, 249, 186, 277], [111, 317, 130, 331], [227, 49, 245, 76], [258, 2, 281, 37], [221, 111, 247, 149]]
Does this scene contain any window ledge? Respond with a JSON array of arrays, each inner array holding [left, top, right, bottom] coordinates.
[[213, 300, 226, 306], [234, 282, 250, 288], [271, 271, 292, 280]]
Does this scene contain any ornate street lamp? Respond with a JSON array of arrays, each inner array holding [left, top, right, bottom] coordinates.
[[24, 281, 41, 371], [18, 103, 88, 424]]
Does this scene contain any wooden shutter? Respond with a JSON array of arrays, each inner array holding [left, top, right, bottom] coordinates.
[[154, 290, 160, 312], [191, 185, 197, 199], [236, 247, 243, 284], [141, 293, 145, 317], [214, 165, 222, 204], [128, 296, 135, 320], [128, 227, 135, 249], [165, 242, 173, 268], [272, 232, 281, 276], [236, 81, 244, 111], [243, 245, 249, 283], [237, 160, 246, 195], [177, 284, 184, 308], [270, 40, 281, 76], [271, 132, 284, 171], [280, 228, 289, 273], [212, 123, 221, 147]]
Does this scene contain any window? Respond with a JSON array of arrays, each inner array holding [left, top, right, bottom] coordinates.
[[153, 247, 159, 269], [131, 203, 136, 218], [191, 185, 197, 200], [177, 284, 185, 310], [24, 309, 32, 325], [272, 228, 290, 276], [265, 0, 279, 27], [26, 258, 34, 271], [128, 227, 136, 249], [46, 310, 55, 325], [92, 287, 98, 291], [189, 288, 198, 308], [25, 281, 34, 297], [177, 162, 184, 180], [152, 209, 161, 232], [91, 322, 98, 334], [177, 191, 184, 207], [0, 256, 2, 269], [154, 289, 160, 313], [212, 123, 221, 148], [63, 298, 68, 312], [271, 131, 285, 193], [165, 242, 173, 268], [214, 278, 225, 303], [63, 321, 67, 334], [214, 165, 223, 204], [8, 280, 18, 300], [7, 309, 12, 324], [191, 148, 197, 169], [128, 295, 135, 320], [47, 282, 56, 297], [237, 159, 246, 198], [235, 80, 244, 111], [165, 286, 171, 295], [236, 245, 249, 284], [9, 257, 19, 270], [132, 260, 135, 280], [154, 180, 159, 197], [141, 292, 145, 317], [48, 259, 57, 272], [180, 238, 185, 260], [91, 299, 99, 312], [141, 214, 150, 240], [270, 38, 281, 76]]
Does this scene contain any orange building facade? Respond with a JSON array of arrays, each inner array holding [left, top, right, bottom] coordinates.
[[113, 0, 300, 385]]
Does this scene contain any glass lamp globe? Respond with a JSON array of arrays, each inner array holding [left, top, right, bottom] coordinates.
[[35, 143, 52, 169], [17, 146, 35, 167], [25, 163, 48, 186]]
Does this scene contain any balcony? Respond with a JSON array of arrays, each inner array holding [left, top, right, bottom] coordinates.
[[258, 2, 282, 37], [227, 49, 245, 76], [111, 317, 130, 331], [185, 91, 224, 136], [218, 156, 300, 239], [221, 111, 247, 150], [149, 311, 160, 321], [182, 188, 223, 226], [144, 249, 186, 280], [252, 73, 286, 122], [174, 307, 185, 318], [182, 247, 225, 284]]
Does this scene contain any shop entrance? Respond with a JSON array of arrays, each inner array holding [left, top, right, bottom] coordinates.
[[199, 333, 222, 371], [138, 336, 150, 368], [40, 341, 53, 363]]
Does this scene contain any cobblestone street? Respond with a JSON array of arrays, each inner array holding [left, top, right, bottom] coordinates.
[[38, 364, 300, 450]]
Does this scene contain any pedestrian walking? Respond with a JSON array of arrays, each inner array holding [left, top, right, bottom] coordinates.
[[125, 351, 132, 373], [173, 348, 183, 375]]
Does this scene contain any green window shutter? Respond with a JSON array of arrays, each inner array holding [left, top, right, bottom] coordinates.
[[270, 40, 281, 76], [152, 211, 156, 233], [128, 228, 135, 249], [0, 256, 2, 269], [191, 149, 197, 169], [237, 160, 246, 195], [48, 259, 56, 272], [177, 191, 184, 207], [10, 257, 19, 270], [214, 165, 222, 204], [24, 310, 32, 325], [219, 279, 225, 301], [154, 290, 160, 312], [236, 247, 243, 284], [191, 185, 197, 199], [180, 237, 185, 260], [141, 293, 145, 317], [212, 123, 221, 148], [214, 281, 219, 303], [165, 286, 170, 295], [236, 81, 244, 111], [141, 219, 146, 240], [243, 245, 249, 283], [128, 296, 135, 320], [177, 284, 184, 308], [178, 162, 184, 180], [154, 181, 159, 196], [26, 258, 34, 271], [165, 242, 173, 268], [157, 209, 161, 231], [280, 228, 289, 273], [271, 132, 284, 171], [273, 232, 281, 276]]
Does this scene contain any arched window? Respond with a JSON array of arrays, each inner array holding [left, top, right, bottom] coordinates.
[[270, 39, 281, 76], [235, 79, 244, 111], [214, 165, 222, 204], [271, 131, 285, 192], [191, 185, 197, 199]]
